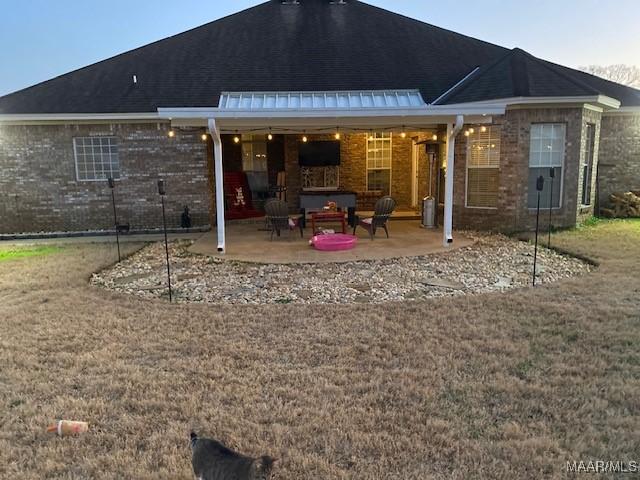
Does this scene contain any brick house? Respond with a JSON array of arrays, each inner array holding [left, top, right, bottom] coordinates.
[[0, 0, 638, 251]]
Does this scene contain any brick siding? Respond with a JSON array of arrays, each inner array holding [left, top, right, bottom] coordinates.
[[0, 123, 210, 234], [598, 113, 640, 206], [282, 130, 439, 213], [1, 108, 636, 235], [452, 107, 602, 233]]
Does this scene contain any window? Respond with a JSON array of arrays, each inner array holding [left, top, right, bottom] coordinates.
[[366, 133, 392, 194], [581, 124, 596, 205], [466, 126, 501, 208], [73, 137, 120, 181], [528, 124, 565, 209], [241, 134, 267, 172], [241, 134, 268, 196]]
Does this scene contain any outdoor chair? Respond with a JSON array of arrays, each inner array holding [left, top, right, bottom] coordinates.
[[264, 198, 304, 240], [353, 196, 397, 240]]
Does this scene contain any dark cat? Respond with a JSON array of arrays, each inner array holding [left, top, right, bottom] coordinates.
[[190, 432, 276, 480]]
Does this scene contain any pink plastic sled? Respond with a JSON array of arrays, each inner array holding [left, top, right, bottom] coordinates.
[[310, 233, 358, 251]]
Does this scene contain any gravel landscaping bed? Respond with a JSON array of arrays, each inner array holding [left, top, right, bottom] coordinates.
[[90, 233, 593, 304]]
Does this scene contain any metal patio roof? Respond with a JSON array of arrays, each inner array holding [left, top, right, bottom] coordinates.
[[218, 90, 427, 111]]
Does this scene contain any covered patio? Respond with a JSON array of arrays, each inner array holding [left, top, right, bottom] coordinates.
[[189, 221, 474, 264], [162, 89, 504, 255]]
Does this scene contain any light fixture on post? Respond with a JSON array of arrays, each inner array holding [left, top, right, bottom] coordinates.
[[532, 175, 545, 286], [168, 129, 175, 138], [107, 177, 121, 262], [267, 128, 273, 141], [302, 131, 308, 143], [201, 132, 208, 142], [548, 167, 555, 248], [233, 131, 240, 143], [335, 127, 340, 140], [157, 179, 172, 303], [400, 126, 407, 139]]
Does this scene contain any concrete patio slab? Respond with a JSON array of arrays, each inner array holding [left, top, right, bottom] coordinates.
[[189, 221, 473, 264]]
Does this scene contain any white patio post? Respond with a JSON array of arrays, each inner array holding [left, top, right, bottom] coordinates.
[[443, 115, 464, 246], [207, 118, 226, 253]]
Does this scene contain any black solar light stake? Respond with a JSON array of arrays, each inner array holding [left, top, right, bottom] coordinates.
[[547, 167, 555, 248], [107, 177, 121, 262], [533, 175, 545, 286], [158, 179, 172, 302]]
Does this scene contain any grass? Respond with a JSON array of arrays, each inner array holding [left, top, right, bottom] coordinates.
[[0, 245, 62, 262], [0, 220, 639, 479]]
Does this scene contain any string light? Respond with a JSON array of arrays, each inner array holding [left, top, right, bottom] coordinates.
[[211, 126, 479, 141]]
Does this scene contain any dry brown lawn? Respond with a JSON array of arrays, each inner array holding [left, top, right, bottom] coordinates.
[[0, 220, 639, 479]]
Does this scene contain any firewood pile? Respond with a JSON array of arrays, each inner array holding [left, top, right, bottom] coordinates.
[[601, 191, 640, 218]]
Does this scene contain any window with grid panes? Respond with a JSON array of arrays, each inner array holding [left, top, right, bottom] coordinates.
[[528, 124, 565, 208], [366, 133, 391, 195], [466, 126, 501, 208], [73, 137, 120, 181]]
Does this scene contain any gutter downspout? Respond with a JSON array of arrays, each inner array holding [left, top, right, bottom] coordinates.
[[207, 118, 226, 253], [443, 115, 464, 246]]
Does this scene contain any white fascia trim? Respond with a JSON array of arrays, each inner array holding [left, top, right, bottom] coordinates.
[[603, 106, 640, 116], [444, 95, 621, 110], [0, 112, 164, 124], [158, 107, 219, 115], [159, 105, 505, 119]]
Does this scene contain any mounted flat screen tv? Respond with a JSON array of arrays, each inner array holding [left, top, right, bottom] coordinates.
[[298, 141, 340, 167]]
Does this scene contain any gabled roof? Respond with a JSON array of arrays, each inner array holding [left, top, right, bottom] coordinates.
[[0, 0, 638, 115]]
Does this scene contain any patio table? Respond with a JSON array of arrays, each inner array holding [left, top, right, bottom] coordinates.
[[299, 191, 357, 228], [310, 211, 347, 234]]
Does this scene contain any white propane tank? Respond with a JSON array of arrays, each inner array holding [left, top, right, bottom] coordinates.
[[421, 196, 436, 228]]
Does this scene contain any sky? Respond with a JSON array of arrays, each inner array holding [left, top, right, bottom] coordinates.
[[1, 0, 639, 96]]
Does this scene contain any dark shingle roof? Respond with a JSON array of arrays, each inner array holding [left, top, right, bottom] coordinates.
[[441, 48, 640, 106], [0, 0, 638, 114], [439, 48, 599, 104]]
